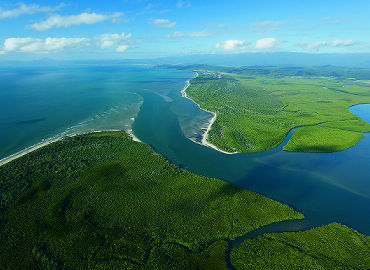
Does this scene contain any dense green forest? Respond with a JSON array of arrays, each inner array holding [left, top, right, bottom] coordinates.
[[0, 131, 302, 269], [183, 66, 370, 153], [160, 64, 370, 81], [283, 126, 364, 152], [231, 223, 370, 270], [1, 132, 369, 269]]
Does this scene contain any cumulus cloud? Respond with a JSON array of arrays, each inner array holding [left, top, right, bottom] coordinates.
[[30, 12, 123, 31], [304, 39, 358, 50], [1, 37, 89, 53], [216, 40, 247, 50], [95, 32, 132, 52], [167, 30, 214, 38], [0, 32, 134, 54], [0, 3, 64, 19], [151, 19, 176, 28], [255, 38, 282, 49]]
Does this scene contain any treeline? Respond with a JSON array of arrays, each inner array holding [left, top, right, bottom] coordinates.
[[160, 64, 370, 80]]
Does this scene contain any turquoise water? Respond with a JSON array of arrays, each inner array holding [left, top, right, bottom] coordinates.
[[1, 65, 369, 235], [0, 65, 194, 159]]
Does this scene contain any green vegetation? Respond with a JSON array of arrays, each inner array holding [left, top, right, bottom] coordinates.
[[320, 119, 370, 133], [147, 240, 229, 270], [0, 131, 303, 269], [283, 126, 364, 152], [162, 64, 370, 81], [231, 223, 370, 270], [183, 66, 370, 153]]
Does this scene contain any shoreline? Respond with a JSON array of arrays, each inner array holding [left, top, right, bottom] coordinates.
[[0, 129, 139, 167], [181, 78, 370, 155], [0, 137, 63, 167], [181, 73, 238, 155]]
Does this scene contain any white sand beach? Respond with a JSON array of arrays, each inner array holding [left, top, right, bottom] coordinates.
[[0, 129, 137, 167], [0, 138, 62, 167], [181, 73, 237, 155]]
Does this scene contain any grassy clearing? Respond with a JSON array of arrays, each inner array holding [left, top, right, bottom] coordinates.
[[231, 223, 370, 270], [283, 126, 364, 152], [0, 131, 302, 269], [184, 67, 370, 153]]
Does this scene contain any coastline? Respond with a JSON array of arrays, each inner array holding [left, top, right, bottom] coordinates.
[[181, 73, 238, 155], [127, 122, 141, 142], [0, 137, 63, 167], [0, 129, 140, 167]]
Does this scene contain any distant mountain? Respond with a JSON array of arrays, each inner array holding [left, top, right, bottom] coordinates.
[[2, 52, 370, 68], [151, 52, 370, 68]]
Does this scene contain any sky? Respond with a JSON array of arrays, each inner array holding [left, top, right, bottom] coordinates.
[[0, 0, 369, 60]]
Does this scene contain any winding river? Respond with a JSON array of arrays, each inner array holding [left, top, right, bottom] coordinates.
[[1, 65, 368, 244], [133, 73, 370, 237]]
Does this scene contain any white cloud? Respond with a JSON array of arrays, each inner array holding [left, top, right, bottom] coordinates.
[[95, 32, 132, 52], [307, 41, 329, 49], [0, 3, 64, 19], [255, 38, 282, 49], [216, 40, 247, 50], [116, 45, 129, 52], [30, 12, 123, 31], [332, 39, 357, 47], [1, 37, 89, 53], [0, 33, 134, 54], [167, 30, 214, 38], [151, 19, 176, 28], [304, 39, 358, 50]]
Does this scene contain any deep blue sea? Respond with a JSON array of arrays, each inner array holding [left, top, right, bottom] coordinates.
[[1, 65, 369, 235]]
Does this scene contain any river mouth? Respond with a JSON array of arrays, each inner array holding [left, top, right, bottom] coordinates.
[[133, 74, 370, 236], [131, 88, 370, 268], [1, 65, 369, 237]]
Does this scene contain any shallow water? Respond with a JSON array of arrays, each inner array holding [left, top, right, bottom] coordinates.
[[0, 65, 192, 160], [1, 65, 369, 235]]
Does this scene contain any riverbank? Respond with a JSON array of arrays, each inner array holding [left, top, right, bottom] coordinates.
[[181, 73, 238, 155]]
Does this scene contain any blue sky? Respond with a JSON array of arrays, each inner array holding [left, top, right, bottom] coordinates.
[[0, 0, 369, 59]]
